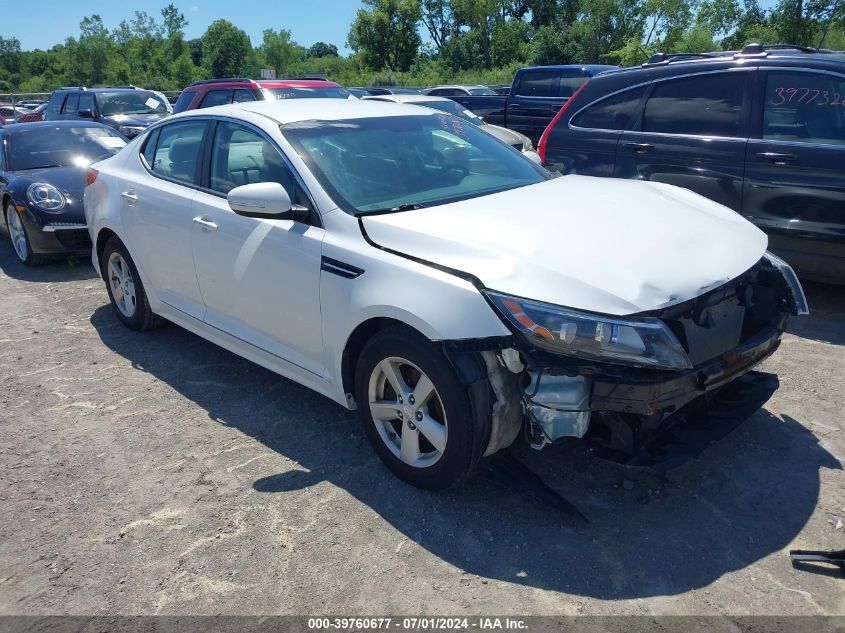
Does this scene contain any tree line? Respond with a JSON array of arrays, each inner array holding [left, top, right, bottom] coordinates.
[[0, 0, 842, 94]]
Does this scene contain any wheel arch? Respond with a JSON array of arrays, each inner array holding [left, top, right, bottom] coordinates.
[[340, 317, 427, 406], [95, 227, 118, 277]]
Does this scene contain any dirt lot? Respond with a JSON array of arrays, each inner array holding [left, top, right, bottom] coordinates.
[[0, 242, 843, 617]]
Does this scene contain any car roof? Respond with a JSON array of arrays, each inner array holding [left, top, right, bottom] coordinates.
[[185, 78, 341, 91], [172, 98, 434, 125], [522, 64, 620, 72]]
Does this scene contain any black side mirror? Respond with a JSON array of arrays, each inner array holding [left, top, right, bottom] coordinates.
[[77, 109, 94, 119]]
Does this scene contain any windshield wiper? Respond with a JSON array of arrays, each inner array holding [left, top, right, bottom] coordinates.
[[391, 203, 426, 211]]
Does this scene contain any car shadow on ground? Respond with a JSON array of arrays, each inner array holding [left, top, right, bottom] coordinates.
[[787, 281, 845, 346], [89, 304, 841, 599], [0, 242, 97, 283]]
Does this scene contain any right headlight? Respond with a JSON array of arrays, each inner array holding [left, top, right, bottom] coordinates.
[[484, 290, 692, 370]]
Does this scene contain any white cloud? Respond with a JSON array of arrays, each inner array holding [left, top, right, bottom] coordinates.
[[191, 4, 199, 11]]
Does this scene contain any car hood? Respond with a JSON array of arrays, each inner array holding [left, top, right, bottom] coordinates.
[[103, 112, 165, 127], [11, 166, 87, 223], [361, 175, 768, 316], [485, 124, 528, 147]]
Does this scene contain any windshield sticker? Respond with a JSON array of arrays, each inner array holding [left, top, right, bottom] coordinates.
[[145, 97, 161, 110]]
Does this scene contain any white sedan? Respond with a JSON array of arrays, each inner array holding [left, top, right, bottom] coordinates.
[[85, 99, 807, 489]]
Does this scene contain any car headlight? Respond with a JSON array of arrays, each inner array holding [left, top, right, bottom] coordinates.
[[484, 291, 692, 370], [118, 125, 145, 137], [763, 251, 809, 316], [522, 137, 534, 152], [27, 182, 66, 211]]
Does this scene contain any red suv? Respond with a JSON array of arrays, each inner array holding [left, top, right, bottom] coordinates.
[[173, 78, 351, 113]]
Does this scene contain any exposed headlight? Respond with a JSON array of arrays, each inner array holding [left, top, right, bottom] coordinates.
[[763, 251, 809, 315], [484, 291, 692, 370], [522, 137, 534, 152], [118, 125, 145, 137], [27, 182, 66, 211]]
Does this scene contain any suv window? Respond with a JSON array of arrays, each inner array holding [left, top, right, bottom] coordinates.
[[62, 93, 79, 115], [558, 72, 588, 98], [233, 88, 258, 103], [642, 72, 745, 137], [572, 86, 646, 130], [173, 90, 195, 113], [79, 92, 95, 113], [210, 121, 295, 197], [516, 71, 558, 97], [201, 89, 230, 109], [763, 71, 845, 146], [149, 121, 206, 185]]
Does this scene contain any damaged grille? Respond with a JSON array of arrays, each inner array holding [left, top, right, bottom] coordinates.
[[654, 259, 789, 367]]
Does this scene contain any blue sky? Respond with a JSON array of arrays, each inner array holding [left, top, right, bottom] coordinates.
[[4, 0, 362, 52], [7, 0, 780, 53]]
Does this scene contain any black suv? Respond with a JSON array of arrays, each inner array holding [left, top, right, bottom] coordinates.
[[43, 87, 170, 139], [539, 44, 845, 284]]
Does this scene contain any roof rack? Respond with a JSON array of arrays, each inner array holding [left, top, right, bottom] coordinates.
[[737, 43, 837, 56], [186, 78, 255, 87], [643, 52, 718, 66]]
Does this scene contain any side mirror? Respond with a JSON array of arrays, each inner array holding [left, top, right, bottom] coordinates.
[[77, 109, 94, 119], [227, 182, 310, 222]]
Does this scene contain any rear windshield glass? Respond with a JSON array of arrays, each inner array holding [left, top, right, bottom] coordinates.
[[265, 87, 351, 100], [282, 114, 547, 215]]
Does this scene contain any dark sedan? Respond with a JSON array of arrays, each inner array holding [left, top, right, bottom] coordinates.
[[1, 121, 127, 265]]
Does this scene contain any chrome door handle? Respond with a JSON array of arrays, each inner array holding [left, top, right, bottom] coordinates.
[[622, 142, 655, 153], [120, 190, 138, 202], [192, 216, 218, 231], [756, 152, 797, 166]]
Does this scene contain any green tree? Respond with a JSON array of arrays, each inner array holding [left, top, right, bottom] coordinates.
[[307, 41, 340, 57], [260, 29, 305, 76], [348, 0, 422, 71], [201, 19, 253, 77]]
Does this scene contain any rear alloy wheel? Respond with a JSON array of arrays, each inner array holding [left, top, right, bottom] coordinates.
[[5, 203, 42, 266], [102, 236, 162, 331], [355, 326, 488, 490]]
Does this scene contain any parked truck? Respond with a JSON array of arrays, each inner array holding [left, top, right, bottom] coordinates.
[[433, 64, 619, 142]]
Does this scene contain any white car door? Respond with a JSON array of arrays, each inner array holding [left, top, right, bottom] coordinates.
[[190, 120, 326, 377], [122, 119, 209, 320]]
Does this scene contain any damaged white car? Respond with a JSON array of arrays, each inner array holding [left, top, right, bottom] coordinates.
[[85, 99, 808, 489]]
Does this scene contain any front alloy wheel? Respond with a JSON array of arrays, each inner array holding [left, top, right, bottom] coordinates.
[[5, 204, 41, 265], [355, 326, 488, 490], [368, 357, 448, 468]]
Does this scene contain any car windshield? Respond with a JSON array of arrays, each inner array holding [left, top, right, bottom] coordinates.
[[411, 99, 484, 125], [468, 87, 496, 95], [6, 126, 127, 170], [282, 114, 547, 215], [265, 87, 351, 100], [98, 91, 169, 116]]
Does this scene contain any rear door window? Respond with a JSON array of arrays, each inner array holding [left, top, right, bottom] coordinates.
[[62, 93, 79, 115], [762, 71, 845, 146], [200, 89, 231, 109], [572, 86, 646, 130], [233, 88, 258, 103], [642, 72, 746, 137], [516, 71, 559, 97], [149, 121, 207, 185], [558, 72, 588, 98]]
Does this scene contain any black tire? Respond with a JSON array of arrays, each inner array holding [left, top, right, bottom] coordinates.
[[5, 204, 44, 266], [355, 325, 488, 490], [101, 236, 162, 331]]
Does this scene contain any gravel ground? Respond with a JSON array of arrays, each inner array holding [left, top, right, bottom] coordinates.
[[0, 242, 843, 617]]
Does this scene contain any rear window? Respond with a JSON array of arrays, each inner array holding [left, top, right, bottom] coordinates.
[[571, 86, 646, 131], [516, 71, 558, 97], [265, 87, 350, 99], [172, 90, 195, 113], [642, 72, 745, 137], [763, 71, 845, 146]]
